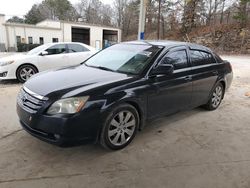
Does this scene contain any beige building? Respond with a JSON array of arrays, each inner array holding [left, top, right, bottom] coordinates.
[[0, 14, 121, 52]]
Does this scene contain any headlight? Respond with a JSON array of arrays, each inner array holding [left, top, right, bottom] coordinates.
[[0, 60, 15, 67], [47, 96, 89, 115]]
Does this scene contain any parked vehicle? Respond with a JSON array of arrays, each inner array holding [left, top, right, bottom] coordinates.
[[0, 42, 96, 82], [16, 41, 233, 150]]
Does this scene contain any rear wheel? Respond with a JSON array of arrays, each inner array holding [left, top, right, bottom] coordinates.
[[16, 65, 37, 83], [100, 104, 139, 150], [204, 82, 224, 110]]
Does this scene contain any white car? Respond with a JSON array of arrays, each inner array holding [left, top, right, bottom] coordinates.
[[0, 42, 96, 82]]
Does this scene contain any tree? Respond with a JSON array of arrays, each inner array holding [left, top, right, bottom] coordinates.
[[122, 0, 140, 38], [234, 0, 250, 27], [7, 16, 25, 23], [75, 0, 113, 26], [181, 0, 205, 33], [25, 4, 45, 24], [113, 0, 129, 28], [25, 0, 77, 24], [101, 4, 114, 26]]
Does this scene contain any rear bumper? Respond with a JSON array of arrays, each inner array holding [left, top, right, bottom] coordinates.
[[225, 72, 233, 91]]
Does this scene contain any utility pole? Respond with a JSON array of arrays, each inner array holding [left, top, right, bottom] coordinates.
[[157, 0, 162, 40], [138, 0, 147, 40]]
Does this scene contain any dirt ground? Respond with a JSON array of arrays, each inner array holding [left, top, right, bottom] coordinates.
[[0, 55, 249, 188]]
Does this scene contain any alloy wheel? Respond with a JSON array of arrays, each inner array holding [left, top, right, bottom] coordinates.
[[19, 67, 35, 81], [108, 110, 136, 146], [211, 85, 223, 108]]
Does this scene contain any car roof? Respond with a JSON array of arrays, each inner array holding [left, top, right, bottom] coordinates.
[[123, 40, 212, 52], [44, 42, 95, 50], [45, 42, 87, 46]]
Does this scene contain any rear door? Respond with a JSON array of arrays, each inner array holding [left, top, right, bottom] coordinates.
[[188, 49, 219, 107], [38, 44, 68, 71], [66, 43, 94, 66], [147, 47, 193, 119]]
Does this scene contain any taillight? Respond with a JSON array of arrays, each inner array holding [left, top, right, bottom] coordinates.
[[228, 62, 232, 71]]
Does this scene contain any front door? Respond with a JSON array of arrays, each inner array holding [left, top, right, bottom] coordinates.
[[147, 47, 193, 119], [38, 44, 68, 71]]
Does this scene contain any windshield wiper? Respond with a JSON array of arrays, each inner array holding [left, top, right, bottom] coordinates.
[[87, 65, 115, 72]]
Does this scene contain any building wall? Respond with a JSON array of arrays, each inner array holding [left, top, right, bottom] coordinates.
[[5, 25, 62, 50], [0, 16, 122, 51], [62, 22, 121, 50], [0, 15, 7, 51]]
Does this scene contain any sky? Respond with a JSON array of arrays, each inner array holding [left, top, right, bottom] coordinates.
[[0, 0, 114, 19]]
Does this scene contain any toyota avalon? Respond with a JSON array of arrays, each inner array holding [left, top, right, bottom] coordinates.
[[16, 41, 233, 150]]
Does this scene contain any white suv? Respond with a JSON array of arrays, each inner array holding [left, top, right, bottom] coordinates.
[[0, 42, 96, 82]]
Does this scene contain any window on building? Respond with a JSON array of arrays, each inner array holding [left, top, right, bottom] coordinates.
[[28, 37, 33, 44], [161, 50, 188, 70], [16, 36, 21, 44], [39, 37, 44, 44], [67, 44, 89, 53], [46, 44, 66, 55], [190, 50, 216, 66], [52, 38, 59, 43]]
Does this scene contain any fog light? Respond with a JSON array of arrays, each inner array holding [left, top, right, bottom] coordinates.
[[0, 72, 7, 77], [54, 134, 60, 139]]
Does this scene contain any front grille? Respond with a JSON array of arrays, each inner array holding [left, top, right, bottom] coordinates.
[[17, 88, 48, 113]]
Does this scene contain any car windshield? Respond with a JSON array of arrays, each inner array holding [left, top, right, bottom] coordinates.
[[27, 44, 52, 55], [84, 44, 161, 75]]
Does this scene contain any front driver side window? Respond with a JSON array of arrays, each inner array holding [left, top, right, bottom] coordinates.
[[161, 50, 188, 70], [46, 44, 66, 55]]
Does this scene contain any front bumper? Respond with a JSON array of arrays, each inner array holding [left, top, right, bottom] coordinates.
[[0, 65, 16, 80], [17, 102, 103, 147]]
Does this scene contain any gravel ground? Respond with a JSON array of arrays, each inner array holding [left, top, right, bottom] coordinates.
[[0, 55, 249, 188]]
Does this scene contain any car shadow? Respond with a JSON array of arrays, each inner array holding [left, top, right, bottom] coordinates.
[[144, 107, 206, 133], [0, 79, 21, 86], [1, 107, 209, 179], [20, 107, 206, 155]]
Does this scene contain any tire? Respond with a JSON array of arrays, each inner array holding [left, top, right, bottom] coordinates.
[[204, 82, 224, 111], [100, 104, 140, 150], [16, 65, 38, 83]]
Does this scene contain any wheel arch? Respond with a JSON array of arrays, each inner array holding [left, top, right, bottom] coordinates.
[[218, 79, 226, 99], [123, 100, 146, 131], [16, 63, 39, 77]]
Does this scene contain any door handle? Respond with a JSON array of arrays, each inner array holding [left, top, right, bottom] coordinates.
[[184, 76, 192, 81], [212, 71, 218, 75]]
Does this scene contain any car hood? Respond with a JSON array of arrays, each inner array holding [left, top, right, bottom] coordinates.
[[24, 65, 134, 97], [0, 54, 32, 62]]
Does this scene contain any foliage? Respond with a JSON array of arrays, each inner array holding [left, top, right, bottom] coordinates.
[[25, 4, 45, 24], [7, 16, 25, 23], [25, 0, 77, 24], [233, 0, 250, 27], [22, 0, 249, 40], [75, 0, 113, 26], [17, 43, 41, 52]]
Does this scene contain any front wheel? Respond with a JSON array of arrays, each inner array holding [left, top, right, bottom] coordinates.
[[100, 104, 139, 150], [204, 82, 224, 110], [16, 65, 37, 83]]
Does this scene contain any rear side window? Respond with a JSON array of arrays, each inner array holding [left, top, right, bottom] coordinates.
[[213, 53, 223, 63], [161, 50, 188, 70], [68, 44, 89, 53], [190, 50, 216, 66], [46, 44, 66, 55]]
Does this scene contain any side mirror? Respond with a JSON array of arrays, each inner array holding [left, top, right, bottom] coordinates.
[[40, 51, 48, 56], [150, 64, 174, 76]]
